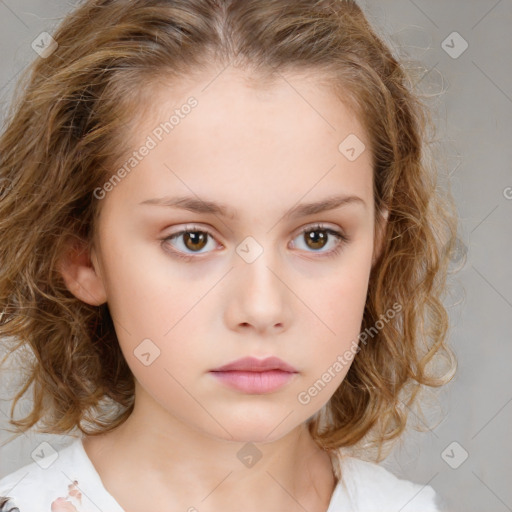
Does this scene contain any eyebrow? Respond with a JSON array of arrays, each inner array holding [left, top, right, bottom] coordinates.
[[138, 193, 366, 219]]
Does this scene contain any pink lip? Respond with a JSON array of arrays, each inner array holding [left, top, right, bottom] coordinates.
[[210, 356, 298, 373], [210, 356, 299, 394]]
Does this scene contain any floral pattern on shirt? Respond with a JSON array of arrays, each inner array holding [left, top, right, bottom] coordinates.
[[0, 496, 19, 511], [50, 480, 84, 512], [0, 480, 84, 512]]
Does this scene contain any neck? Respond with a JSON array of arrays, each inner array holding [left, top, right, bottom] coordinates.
[[83, 390, 337, 512]]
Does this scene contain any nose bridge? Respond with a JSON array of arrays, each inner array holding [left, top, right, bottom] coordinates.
[[230, 233, 290, 329], [237, 235, 281, 297]]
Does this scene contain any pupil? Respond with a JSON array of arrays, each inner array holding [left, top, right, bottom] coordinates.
[[184, 231, 207, 251], [307, 230, 327, 250]]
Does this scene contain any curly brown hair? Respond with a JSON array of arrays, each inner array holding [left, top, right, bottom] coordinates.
[[0, 0, 458, 461]]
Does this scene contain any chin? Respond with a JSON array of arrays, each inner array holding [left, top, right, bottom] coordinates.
[[199, 413, 300, 445]]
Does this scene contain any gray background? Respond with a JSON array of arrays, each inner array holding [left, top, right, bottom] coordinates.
[[0, 1, 511, 511]]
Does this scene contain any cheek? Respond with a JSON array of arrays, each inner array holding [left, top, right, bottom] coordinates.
[[313, 252, 372, 343], [98, 232, 189, 330], [98, 235, 210, 373], [331, 271, 369, 334], [299, 251, 372, 393], [317, 280, 367, 368]]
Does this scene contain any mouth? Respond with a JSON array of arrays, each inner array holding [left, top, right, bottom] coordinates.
[[209, 369, 297, 394], [210, 355, 298, 373], [209, 356, 299, 394]]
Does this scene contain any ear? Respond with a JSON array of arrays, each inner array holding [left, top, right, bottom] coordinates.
[[372, 208, 388, 268], [58, 236, 107, 306]]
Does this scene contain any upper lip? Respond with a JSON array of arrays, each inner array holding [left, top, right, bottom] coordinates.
[[210, 356, 298, 373]]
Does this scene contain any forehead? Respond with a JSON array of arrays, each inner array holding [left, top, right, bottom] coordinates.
[[108, 66, 373, 219], [135, 66, 366, 148]]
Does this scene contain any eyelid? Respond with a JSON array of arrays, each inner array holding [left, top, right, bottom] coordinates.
[[164, 223, 222, 246], [291, 221, 344, 239]]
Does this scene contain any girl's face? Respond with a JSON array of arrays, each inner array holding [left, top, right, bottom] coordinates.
[[74, 68, 385, 442]]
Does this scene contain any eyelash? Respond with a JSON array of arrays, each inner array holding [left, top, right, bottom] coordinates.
[[161, 223, 350, 262]]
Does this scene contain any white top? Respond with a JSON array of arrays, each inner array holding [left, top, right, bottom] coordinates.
[[0, 437, 444, 511]]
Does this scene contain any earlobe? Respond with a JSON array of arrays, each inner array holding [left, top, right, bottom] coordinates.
[[58, 238, 107, 306]]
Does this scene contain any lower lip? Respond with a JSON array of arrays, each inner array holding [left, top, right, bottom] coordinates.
[[210, 370, 297, 394]]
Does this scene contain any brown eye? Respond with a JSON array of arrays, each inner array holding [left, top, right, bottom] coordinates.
[[163, 226, 218, 258], [303, 228, 329, 250], [182, 231, 208, 252], [291, 223, 348, 257]]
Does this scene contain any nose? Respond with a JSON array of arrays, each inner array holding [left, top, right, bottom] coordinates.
[[224, 246, 292, 335]]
